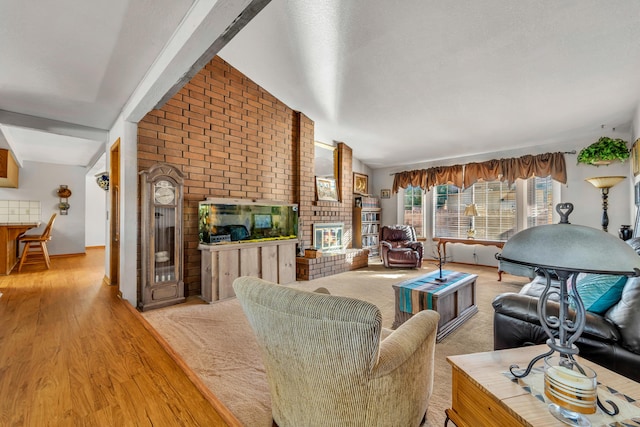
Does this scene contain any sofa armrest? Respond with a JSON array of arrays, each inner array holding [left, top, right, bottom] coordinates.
[[492, 293, 621, 343], [373, 310, 439, 377]]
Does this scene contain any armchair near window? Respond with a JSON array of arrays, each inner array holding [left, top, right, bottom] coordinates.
[[233, 276, 439, 427], [381, 225, 423, 268]]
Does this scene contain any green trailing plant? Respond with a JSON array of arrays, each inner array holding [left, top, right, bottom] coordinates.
[[577, 137, 630, 165]]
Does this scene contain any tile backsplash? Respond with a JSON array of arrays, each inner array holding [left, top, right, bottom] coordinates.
[[0, 200, 42, 223]]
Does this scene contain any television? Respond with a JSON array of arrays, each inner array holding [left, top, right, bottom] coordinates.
[[253, 214, 272, 229]]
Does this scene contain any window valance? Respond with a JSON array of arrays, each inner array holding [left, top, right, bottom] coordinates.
[[392, 151, 566, 193]]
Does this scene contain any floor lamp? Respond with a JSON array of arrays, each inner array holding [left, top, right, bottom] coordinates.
[[585, 176, 625, 232]]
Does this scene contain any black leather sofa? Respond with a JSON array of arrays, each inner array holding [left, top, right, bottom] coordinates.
[[492, 238, 640, 382]]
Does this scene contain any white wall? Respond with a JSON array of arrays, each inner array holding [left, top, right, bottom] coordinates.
[[85, 173, 107, 247], [372, 133, 634, 267], [0, 161, 86, 255], [108, 116, 138, 305]]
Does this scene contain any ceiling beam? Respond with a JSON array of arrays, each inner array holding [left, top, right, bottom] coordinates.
[[122, 0, 271, 124]]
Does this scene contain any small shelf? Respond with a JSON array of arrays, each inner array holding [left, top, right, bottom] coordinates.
[[353, 206, 381, 258]]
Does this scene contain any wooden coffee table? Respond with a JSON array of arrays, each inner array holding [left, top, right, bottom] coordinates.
[[392, 270, 478, 342], [446, 345, 640, 427]]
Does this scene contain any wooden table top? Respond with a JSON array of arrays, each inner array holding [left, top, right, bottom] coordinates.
[[447, 345, 640, 426]]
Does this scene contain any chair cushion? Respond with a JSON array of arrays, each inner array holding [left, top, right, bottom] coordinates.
[[575, 274, 627, 315], [606, 277, 640, 354], [384, 228, 408, 241]]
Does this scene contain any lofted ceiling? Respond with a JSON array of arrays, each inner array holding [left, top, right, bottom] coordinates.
[[219, 0, 640, 168], [1, 0, 640, 172]]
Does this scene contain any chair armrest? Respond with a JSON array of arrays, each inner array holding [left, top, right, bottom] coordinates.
[[492, 293, 620, 343], [405, 241, 423, 250], [381, 241, 393, 250], [372, 310, 439, 377]]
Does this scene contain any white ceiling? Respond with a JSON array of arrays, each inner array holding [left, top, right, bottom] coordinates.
[[0, 0, 196, 172], [220, 0, 640, 168], [2, 0, 640, 172]]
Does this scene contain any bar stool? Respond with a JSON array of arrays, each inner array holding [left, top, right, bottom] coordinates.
[[17, 213, 57, 272]]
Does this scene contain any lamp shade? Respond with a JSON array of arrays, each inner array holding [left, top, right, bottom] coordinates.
[[499, 222, 640, 275], [463, 204, 478, 216], [585, 176, 625, 189]]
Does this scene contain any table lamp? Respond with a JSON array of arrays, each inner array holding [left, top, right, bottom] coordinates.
[[463, 203, 478, 238], [496, 203, 640, 425], [585, 176, 625, 232]]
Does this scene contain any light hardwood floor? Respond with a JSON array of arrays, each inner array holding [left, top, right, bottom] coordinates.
[[0, 248, 234, 426]]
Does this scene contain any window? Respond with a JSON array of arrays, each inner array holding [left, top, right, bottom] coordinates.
[[433, 181, 516, 240], [432, 176, 554, 241], [402, 185, 423, 236], [527, 176, 553, 227]]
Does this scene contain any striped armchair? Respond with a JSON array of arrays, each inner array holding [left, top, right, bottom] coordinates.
[[233, 276, 439, 427]]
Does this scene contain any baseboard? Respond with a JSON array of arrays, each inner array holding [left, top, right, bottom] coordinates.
[[86, 245, 106, 250], [50, 252, 86, 259]]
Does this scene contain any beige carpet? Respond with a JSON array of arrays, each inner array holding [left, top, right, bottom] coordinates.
[[143, 262, 527, 426]]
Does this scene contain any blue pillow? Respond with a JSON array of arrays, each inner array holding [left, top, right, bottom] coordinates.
[[575, 274, 627, 315]]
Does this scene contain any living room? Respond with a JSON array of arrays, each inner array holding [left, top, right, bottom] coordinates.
[[135, 26, 640, 427], [2, 1, 640, 426]]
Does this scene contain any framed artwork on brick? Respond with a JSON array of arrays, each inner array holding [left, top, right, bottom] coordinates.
[[353, 172, 368, 195], [316, 177, 339, 202]]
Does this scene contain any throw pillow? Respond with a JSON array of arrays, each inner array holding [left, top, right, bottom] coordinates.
[[575, 274, 627, 315]]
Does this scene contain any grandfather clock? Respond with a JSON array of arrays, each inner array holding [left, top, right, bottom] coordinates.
[[139, 163, 185, 311]]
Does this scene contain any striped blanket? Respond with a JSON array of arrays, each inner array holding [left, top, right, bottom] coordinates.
[[394, 270, 472, 314]]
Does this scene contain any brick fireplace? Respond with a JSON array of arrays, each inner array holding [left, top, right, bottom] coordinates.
[[138, 56, 368, 294]]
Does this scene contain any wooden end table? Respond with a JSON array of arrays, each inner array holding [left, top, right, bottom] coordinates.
[[446, 345, 640, 427], [392, 270, 478, 342]]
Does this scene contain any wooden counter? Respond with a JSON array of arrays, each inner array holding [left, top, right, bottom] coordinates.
[[0, 222, 39, 275]]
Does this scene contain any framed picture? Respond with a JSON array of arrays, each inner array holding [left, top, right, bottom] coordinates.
[[353, 172, 368, 195], [633, 139, 640, 176], [315, 177, 339, 201], [380, 189, 391, 199]]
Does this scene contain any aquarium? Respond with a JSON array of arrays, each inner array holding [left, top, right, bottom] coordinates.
[[198, 198, 298, 245]]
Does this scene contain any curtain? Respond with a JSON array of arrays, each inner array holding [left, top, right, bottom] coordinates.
[[463, 159, 501, 188], [392, 165, 463, 193], [392, 152, 566, 192]]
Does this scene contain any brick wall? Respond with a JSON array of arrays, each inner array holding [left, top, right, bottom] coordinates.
[[137, 56, 356, 296]]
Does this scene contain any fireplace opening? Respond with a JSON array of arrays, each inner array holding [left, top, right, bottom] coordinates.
[[313, 222, 344, 253]]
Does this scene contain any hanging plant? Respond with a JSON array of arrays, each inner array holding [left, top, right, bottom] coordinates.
[[577, 137, 630, 165]]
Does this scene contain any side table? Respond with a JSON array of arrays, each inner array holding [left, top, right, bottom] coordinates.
[[392, 270, 478, 342], [446, 345, 640, 426]]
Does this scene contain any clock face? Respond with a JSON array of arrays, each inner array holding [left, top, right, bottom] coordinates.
[[154, 180, 175, 205]]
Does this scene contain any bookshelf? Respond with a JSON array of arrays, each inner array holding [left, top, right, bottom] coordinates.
[[353, 196, 381, 258]]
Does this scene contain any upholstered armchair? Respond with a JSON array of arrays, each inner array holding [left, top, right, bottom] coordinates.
[[233, 276, 440, 427], [381, 225, 424, 268]]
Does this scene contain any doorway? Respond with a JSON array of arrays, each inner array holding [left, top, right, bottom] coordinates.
[[109, 138, 120, 293]]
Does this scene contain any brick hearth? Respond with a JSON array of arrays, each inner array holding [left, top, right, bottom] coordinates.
[[296, 249, 369, 281]]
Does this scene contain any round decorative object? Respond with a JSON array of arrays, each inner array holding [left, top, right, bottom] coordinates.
[[59, 202, 70, 210], [57, 187, 72, 198], [619, 225, 632, 241], [154, 180, 175, 205], [95, 172, 109, 191]]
